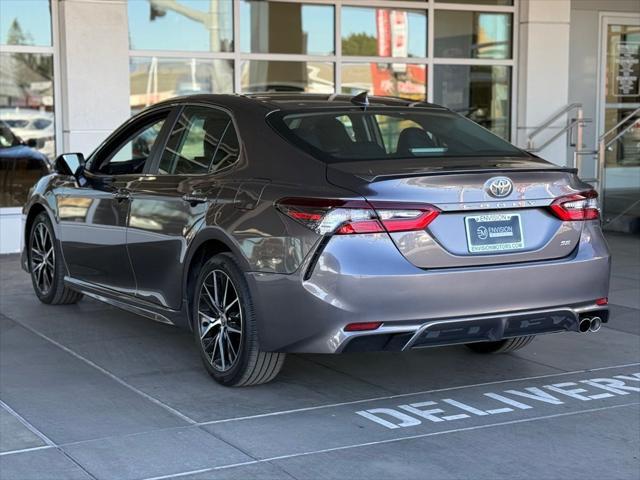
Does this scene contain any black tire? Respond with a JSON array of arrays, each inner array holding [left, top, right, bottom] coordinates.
[[192, 253, 285, 387], [466, 335, 535, 354], [28, 212, 83, 305]]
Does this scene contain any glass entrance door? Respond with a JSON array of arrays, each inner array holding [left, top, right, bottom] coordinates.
[[599, 15, 640, 232]]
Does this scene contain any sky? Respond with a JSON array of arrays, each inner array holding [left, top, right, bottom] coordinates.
[[0, 0, 52, 46]]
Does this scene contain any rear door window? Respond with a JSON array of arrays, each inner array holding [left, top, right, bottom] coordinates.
[[158, 106, 239, 175]]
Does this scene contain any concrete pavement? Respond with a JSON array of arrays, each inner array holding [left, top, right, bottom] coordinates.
[[0, 233, 638, 480]]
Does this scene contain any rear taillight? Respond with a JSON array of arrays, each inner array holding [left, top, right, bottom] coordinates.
[[276, 198, 440, 236], [549, 190, 600, 221]]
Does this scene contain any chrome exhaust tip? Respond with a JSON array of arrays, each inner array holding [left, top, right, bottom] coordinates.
[[579, 318, 591, 333], [589, 316, 602, 333]]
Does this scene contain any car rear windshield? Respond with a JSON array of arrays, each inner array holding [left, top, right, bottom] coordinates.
[[269, 108, 526, 162]]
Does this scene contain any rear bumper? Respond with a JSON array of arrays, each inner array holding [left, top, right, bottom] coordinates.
[[248, 222, 611, 353], [340, 306, 609, 353]]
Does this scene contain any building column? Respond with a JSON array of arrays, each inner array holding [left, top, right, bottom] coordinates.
[[58, 0, 130, 155], [516, 0, 572, 165]]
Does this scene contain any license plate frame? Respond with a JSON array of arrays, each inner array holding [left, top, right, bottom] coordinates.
[[464, 213, 525, 253]]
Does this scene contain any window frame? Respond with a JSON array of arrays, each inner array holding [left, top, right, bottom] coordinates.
[[146, 103, 243, 177]]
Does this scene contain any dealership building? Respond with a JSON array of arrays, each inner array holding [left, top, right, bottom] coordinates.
[[0, 0, 638, 253]]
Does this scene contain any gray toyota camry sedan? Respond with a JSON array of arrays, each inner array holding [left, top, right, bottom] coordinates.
[[22, 93, 611, 386]]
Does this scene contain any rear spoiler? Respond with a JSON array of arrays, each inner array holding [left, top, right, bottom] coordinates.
[[359, 167, 578, 183]]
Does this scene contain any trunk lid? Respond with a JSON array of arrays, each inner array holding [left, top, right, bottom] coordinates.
[[327, 157, 587, 268]]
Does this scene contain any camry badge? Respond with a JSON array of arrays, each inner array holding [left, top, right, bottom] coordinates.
[[486, 177, 513, 198]]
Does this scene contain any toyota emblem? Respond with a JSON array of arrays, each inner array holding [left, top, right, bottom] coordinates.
[[485, 177, 513, 198]]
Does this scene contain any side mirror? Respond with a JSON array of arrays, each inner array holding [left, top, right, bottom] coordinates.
[[55, 153, 88, 186], [26, 138, 38, 148]]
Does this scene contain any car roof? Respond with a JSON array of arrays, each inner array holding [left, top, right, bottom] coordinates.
[[242, 93, 446, 110], [147, 93, 448, 114]]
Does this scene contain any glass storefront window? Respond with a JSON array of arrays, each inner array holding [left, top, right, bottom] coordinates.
[[129, 57, 233, 114], [342, 7, 427, 58], [601, 23, 640, 226], [240, 60, 334, 93], [128, 0, 233, 52], [434, 65, 511, 139], [341, 63, 426, 100], [434, 11, 511, 59], [240, 1, 334, 55], [0, 0, 52, 47], [436, 0, 513, 5], [0, 51, 54, 207]]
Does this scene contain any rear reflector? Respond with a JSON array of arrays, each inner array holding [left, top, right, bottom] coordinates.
[[596, 297, 608, 306], [549, 190, 600, 221], [344, 322, 382, 332], [276, 197, 440, 236]]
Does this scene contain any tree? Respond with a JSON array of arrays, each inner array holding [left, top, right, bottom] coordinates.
[[6, 19, 53, 83], [342, 33, 377, 56]]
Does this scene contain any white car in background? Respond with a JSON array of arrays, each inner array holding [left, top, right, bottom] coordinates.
[[0, 108, 55, 159]]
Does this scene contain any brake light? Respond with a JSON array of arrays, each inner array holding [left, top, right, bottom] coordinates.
[[549, 190, 600, 221], [276, 198, 440, 236], [596, 297, 608, 306]]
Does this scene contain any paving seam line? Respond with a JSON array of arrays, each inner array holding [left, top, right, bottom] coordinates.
[[6, 318, 197, 425]]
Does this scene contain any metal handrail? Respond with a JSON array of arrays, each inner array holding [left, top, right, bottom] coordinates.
[[600, 106, 640, 144], [527, 103, 586, 151], [529, 117, 582, 153]]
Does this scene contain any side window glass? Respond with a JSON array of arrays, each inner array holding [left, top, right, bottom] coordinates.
[[158, 107, 238, 175], [211, 120, 240, 174], [335, 115, 356, 141], [97, 118, 166, 175]]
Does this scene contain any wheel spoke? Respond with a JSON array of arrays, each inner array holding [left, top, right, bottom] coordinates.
[[212, 271, 220, 306], [224, 330, 236, 360], [38, 226, 46, 251], [200, 316, 221, 340], [210, 332, 220, 363], [223, 276, 229, 308], [217, 332, 226, 370], [226, 325, 241, 334], [201, 283, 221, 314], [41, 268, 50, 291], [224, 296, 238, 313]]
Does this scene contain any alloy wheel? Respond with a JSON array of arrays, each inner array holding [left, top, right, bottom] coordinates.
[[30, 222, 55, 295], [198, 269, 243, 372]]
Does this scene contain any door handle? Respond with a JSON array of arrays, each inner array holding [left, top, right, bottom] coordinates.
[[182, 193, 208, 206], [112, 189, 130, 201]]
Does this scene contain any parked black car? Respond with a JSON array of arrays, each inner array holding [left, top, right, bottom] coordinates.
[[0, 120, 51, 208]]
